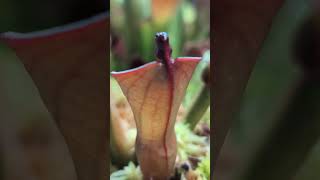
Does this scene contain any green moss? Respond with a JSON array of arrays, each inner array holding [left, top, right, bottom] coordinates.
[[110, 162, 142, 180], [175, 122, 207, 161], [196, 153, 210, 180]]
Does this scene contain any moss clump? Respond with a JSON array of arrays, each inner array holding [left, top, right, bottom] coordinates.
[[196, 153, 210, 180], [110, 162, 143, 180], [175, 122, 207, 161]]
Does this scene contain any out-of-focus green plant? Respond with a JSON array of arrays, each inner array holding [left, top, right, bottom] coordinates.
[[184, 51, 210, 129], [237, 8, 320, 180], [183, 50, 210, 106], [110, 0, 209, 71]]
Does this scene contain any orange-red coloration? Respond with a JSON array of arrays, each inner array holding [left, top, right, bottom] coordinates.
[[112, 57, 200, 179]]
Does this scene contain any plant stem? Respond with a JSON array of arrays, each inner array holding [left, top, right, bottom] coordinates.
[[123, 0, 143, 61], [185, 84, 210, 130], [238, 13, 320, 180], [238, 77, 320, 180]]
